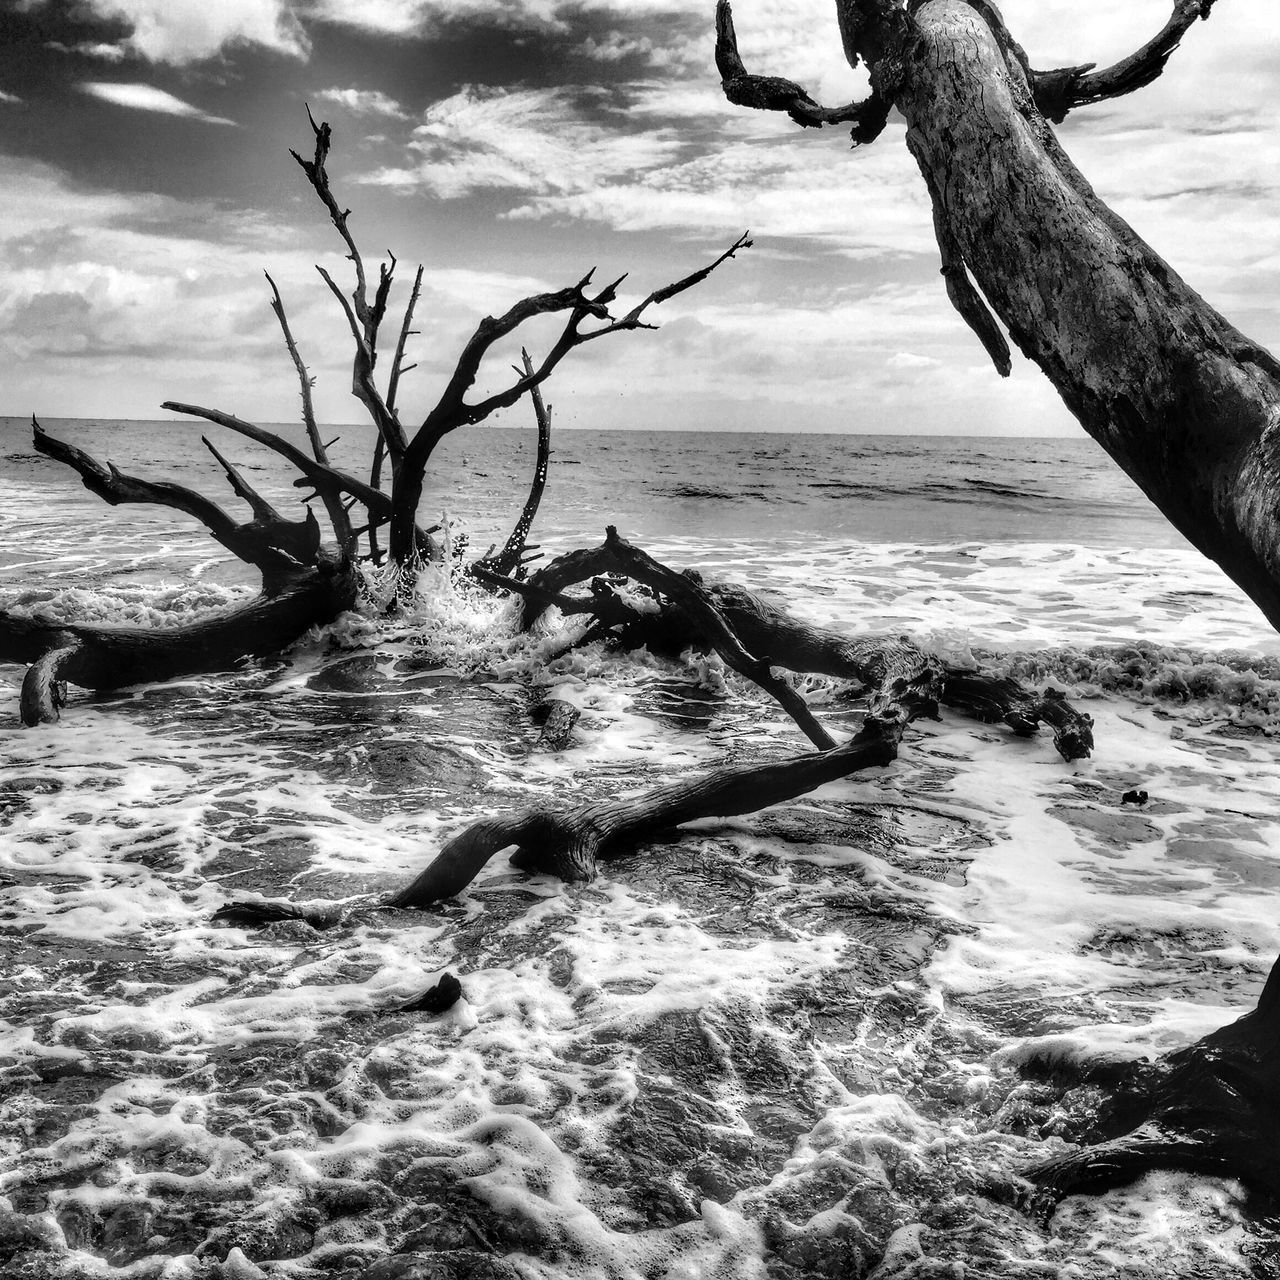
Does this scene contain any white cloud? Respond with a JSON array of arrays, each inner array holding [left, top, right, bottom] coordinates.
[[46, 40, 129, 61], [0, 90, 22, 105], [361, 85, 685, 198], [314, 87, 409, 119], [79, 81, 237, 126], [60, 0, 308, 65]]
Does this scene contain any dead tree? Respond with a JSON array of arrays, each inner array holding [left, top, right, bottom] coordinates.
[[0, 117, 747, 724], [223, 529, 1091, 918], [715, 0, 1280, 1205]]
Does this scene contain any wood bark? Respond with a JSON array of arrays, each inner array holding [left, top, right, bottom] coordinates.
[[1024, 958, 1280, 1208], [3, 419, 359, 726], [717, 0, 1280, 630], [716, 0, 1279, 1205], [512, 536, 1093, 761]]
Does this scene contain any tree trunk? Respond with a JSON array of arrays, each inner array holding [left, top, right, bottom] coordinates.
[[3, 556, 357, 725], [896, 1, 1280, 627]]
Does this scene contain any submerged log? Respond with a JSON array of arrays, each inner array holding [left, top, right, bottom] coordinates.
[[2, 416, 361, 726], [1025, 956, 1280, 1207], [385, 713, 904, 905], [3, 559, 358, 726], [507, 533, 1093, 761]]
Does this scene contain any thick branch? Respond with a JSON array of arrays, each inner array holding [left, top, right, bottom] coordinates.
[[1030, 0, 1219, 123], [34, 418, 315, 587], [716, 0, 892, 143], [920, 165, 1012, 377], [19, 636, 80, 727], [386, 716, 902, 907]]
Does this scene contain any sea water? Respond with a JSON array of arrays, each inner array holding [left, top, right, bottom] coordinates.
[[1, 416, 1279, 1278]]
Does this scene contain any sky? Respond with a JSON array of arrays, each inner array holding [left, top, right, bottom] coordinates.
[[1, 0, 1278, 436]]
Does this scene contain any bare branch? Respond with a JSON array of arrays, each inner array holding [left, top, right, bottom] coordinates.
[[474, 349, 552, 578], [917, 164, 1012, 377], [386, 264, 424, 423], [264, 272, 325, 464], [458, 234, 752, 431], [162, 402, 387, 517], [34, 417, 318, 581], [294, 116, 407, 471], [716, 0, 892, 143], [201, 436, 282, 523], [1030, 0, 1219, 122]]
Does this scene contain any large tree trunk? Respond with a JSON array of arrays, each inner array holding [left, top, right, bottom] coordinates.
[[896, 1, 1280, 628], [714, 0, 1280, 1209]]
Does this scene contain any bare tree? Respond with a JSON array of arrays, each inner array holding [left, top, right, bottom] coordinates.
[[0, 116, 748, 724], [714, 0, 1280, 1208]]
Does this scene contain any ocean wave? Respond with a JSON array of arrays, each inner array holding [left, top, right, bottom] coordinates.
[[968, 641, 1280, 732]]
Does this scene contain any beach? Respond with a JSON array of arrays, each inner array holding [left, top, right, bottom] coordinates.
[[2, 419, 1280, 1277]]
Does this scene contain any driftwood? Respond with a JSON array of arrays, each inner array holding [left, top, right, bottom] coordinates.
[[3, 118, 746, 725], [1024, 960, 1280, 1209], [505, 531, 1093, 762], [713, 0, 1280, 1210], [2, 418, 359, 727], [220, 531, 1091, 923]]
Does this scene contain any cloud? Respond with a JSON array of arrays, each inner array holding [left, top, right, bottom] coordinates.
[[53, 0, 309, 65], [78, 81, 237, 126], [314, 87, 409, 119], [0, 90, 22, 105], [46, 40, 129, 61], [360, 85, 685, 198]]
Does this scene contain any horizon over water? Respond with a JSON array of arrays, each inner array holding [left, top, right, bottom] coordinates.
[[2, 415, 1280, 1277]]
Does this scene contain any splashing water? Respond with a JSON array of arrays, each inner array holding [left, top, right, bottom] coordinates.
[[3, 426, 1280, 1277]]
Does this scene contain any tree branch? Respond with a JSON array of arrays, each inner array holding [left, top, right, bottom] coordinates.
[[918, 164, 1012, 377], [33, 418, 316, 583], [1029, 0, 1219, 122], [716, 0, 892, 143], [475, 349, 552, 578]]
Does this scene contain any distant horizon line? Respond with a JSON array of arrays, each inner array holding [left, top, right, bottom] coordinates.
[[0, 414, 1087, 441]]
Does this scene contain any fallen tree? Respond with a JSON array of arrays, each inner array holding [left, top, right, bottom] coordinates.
[[219, 527, 1093, 921], [714, 0, 1280, 1207], [0, 116, 747, 726]]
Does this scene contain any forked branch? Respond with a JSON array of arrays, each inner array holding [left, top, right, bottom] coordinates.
[[33, 418, 318, 586], [1029, 0, 1219, 122], [715, 0, 891, 144]]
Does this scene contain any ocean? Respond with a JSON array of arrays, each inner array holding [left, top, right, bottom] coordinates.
[[2, 416, 1279, 1277]]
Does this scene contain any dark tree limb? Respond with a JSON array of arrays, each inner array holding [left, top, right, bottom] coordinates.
[[1030, 0, 1219, 123], [385, 715, 903, 906], [940, 669, 1094, 763], [2, 559, 358, 722], [715, 0, 892, 143], [161, 402, 405, 532], [920, 165, 1012, 377], [292, 111, 407, 474], [19, 636, 79, 727], [33, 418, 317, 588], [476, 351, 553, 578], [1024, 953, 1280, 1207], [264, 271, 354, 547], [519, 528, 838, 749]]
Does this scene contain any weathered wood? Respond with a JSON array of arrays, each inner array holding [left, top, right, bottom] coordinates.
[[475, 350, 552, 578], [2, 562, 358, 710], [532, 698, 580, 752], [384, 715, 902, 907], [516, 543, 1090, 760], [18, 636, 80, 726], [717, 0, 1280, 634], [1025, 954, 1280, 1207]]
